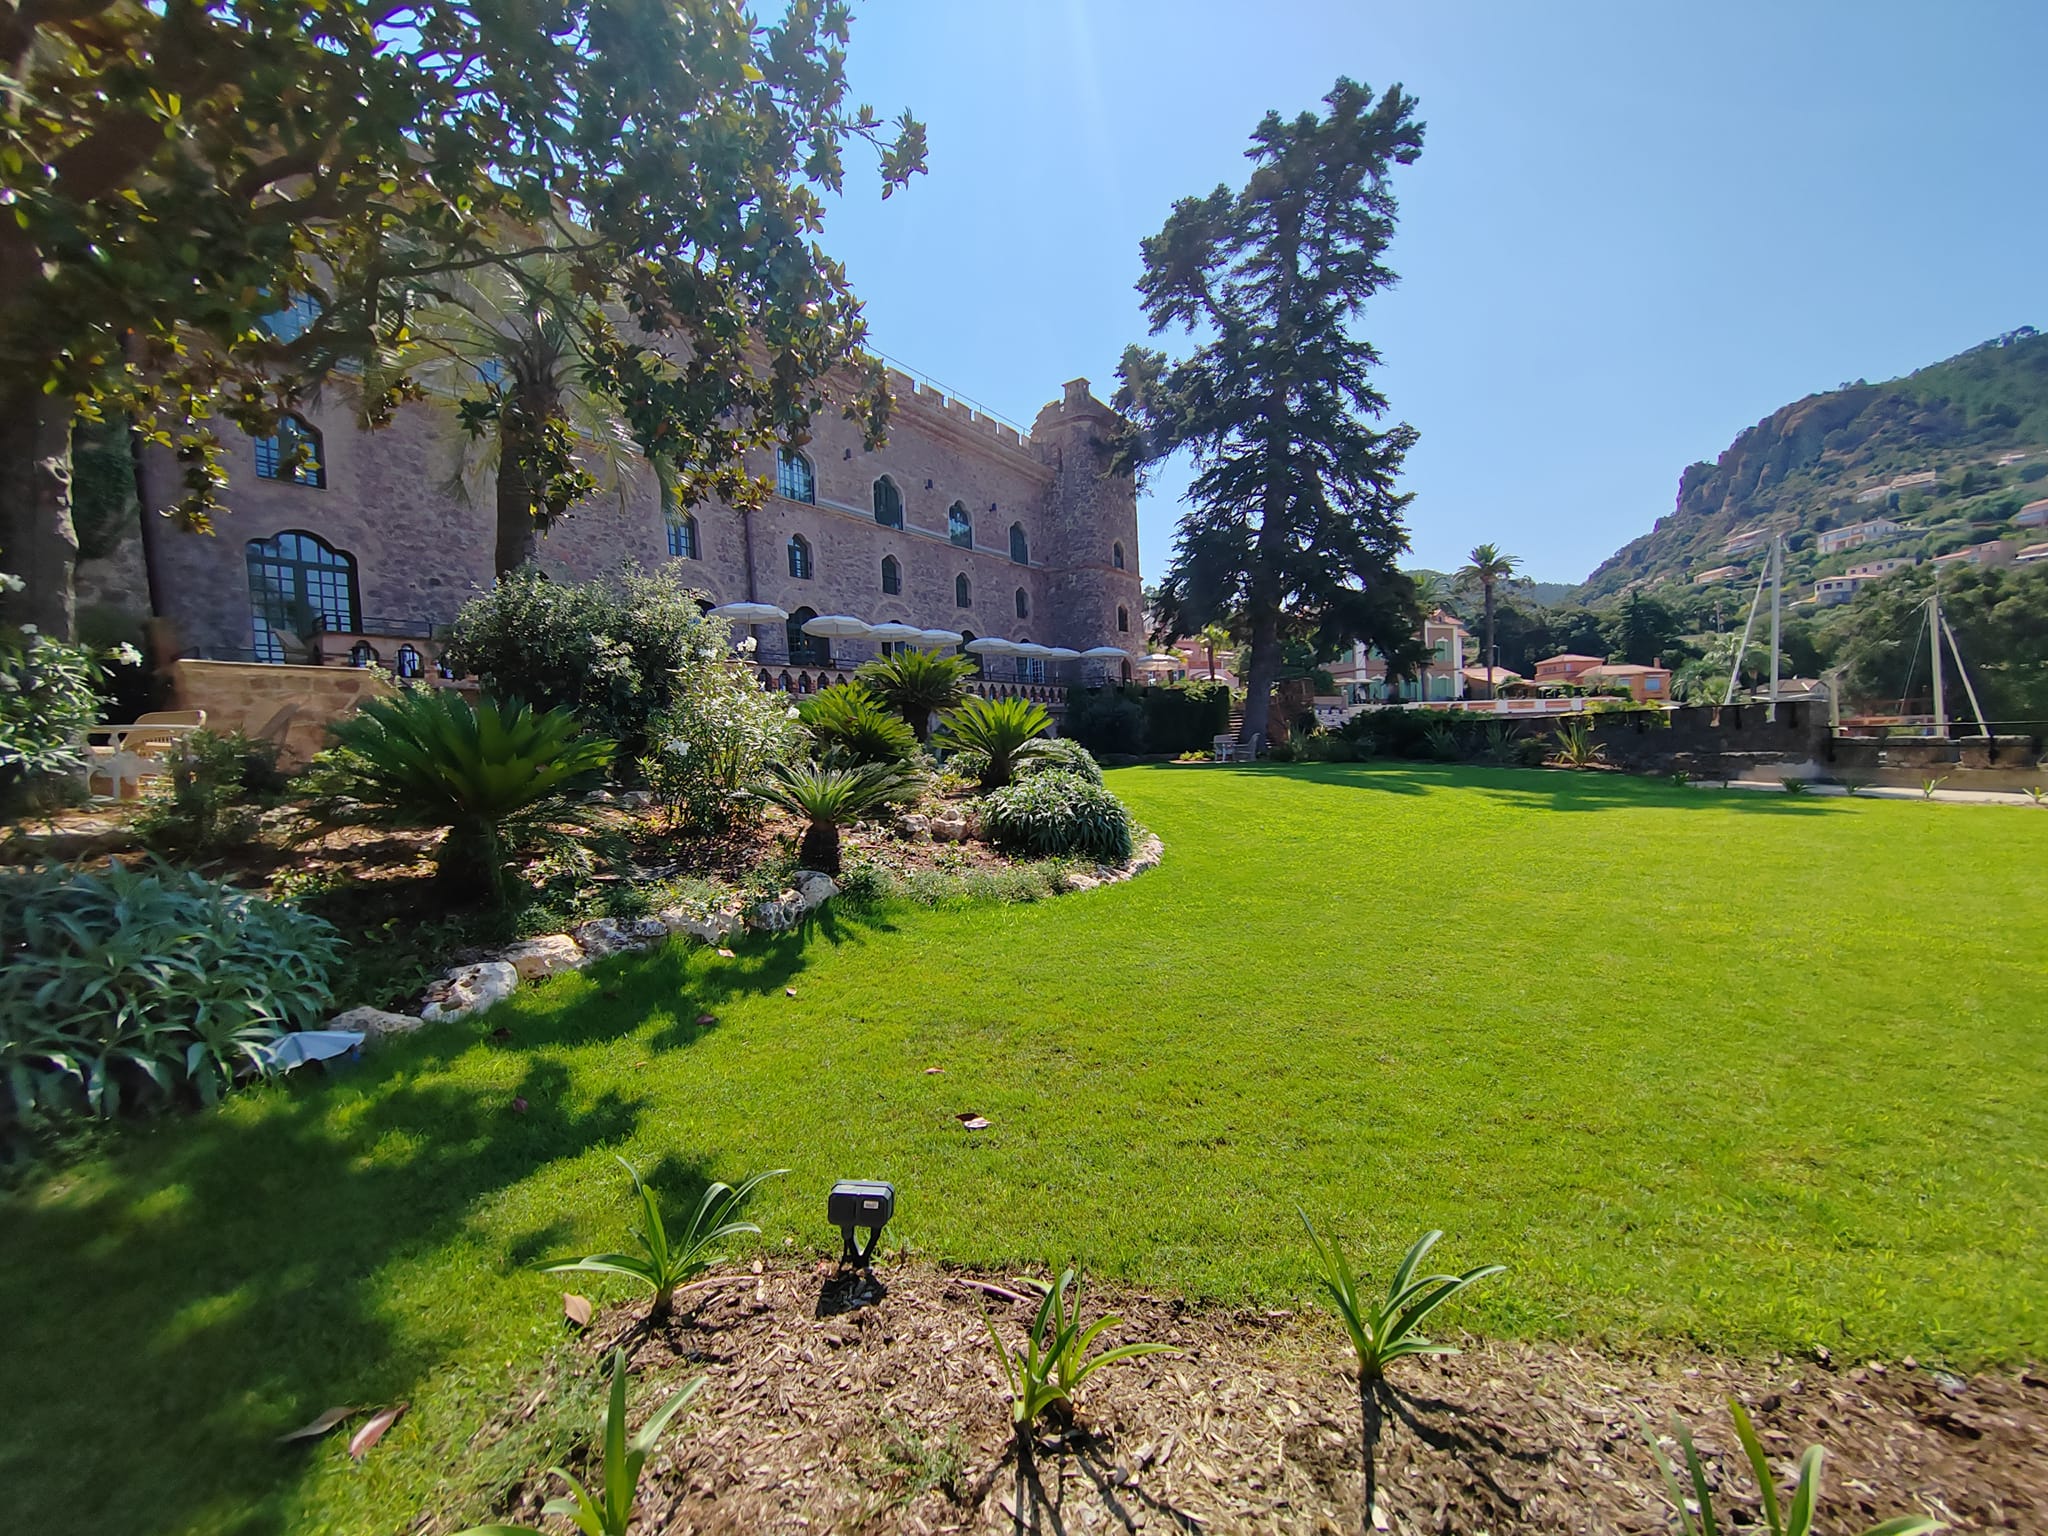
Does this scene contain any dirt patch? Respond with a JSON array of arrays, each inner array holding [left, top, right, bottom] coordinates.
[[456, 1263, 2046, 1535]]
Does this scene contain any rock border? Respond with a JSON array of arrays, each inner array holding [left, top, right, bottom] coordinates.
[[329, 836, 1164, 1040]]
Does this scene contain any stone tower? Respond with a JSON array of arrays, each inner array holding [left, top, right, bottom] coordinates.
[[1030, 379, 1145, 655]]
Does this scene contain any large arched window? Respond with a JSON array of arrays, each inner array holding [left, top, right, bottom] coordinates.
[[1014, 587, 1029, 619], [787, 606, 827, 666], [1009, 523, 1029, 564], [787, 533, 813, 580], [777, 448, 815, 504], [1113, 541, 1126, 571], [873, 476, 904, 529], [881, 555, 901, 595], [1117, 605, 1130, 633], [667, 515, 699, 560], [948, 502, 973, 548], [253, 414, 325, 488], [955, 573, 972, 608], [958, 629, 981, 675], [245, 529, 359, 663]]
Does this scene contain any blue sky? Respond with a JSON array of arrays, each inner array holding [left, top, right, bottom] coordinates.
[[820, 1, 2045, 587]]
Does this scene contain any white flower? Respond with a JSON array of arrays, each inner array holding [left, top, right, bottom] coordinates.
[[741, 636, 758, 653], [699, 646, 717, 659], [113, 642, 143, 666], [665, 738, 691, 758], [786, 705, 801, 719], [0, 572, 23, 594], [19, 624, 36, 636]]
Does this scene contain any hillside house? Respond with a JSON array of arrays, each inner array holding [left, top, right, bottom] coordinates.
[[1817, 518, 1906, 556], [1692, 564, 1745, 585], [1932, 540, 2017, 570], [2016, 498, 2048, 529]]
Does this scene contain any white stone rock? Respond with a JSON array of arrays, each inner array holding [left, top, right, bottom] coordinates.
[[622, 915, 670, 944], [618, 789, 657, 810], [747, 891, 806, 932], [794, 873, 839, 910], [658, 906, 743, 945], [895, 813, 930, 839], [572, 916, 662, 957], [501, 933, 587, 980], [328, 1005, 425, 1040], [420, 961, 520, 1022]]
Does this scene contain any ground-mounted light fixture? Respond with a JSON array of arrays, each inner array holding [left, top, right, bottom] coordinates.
[[828, 1179, 894, 1270]]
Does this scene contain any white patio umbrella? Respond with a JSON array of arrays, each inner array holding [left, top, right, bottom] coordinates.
[[868, 621, 925, 644], [915, 628, 964, 647], [707, 602, 789, 624], [1042, 646, 1082, 661], [1139, 652, 1182, 666], [965, 636, 1020, 656], [800, 613, 873, 640], [1079, 645, 1131, 660], [1012, 642, 1056, 659]]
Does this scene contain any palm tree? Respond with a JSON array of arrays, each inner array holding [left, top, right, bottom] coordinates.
[[357, 258, 651, 578], [853, 648, 977, 742], [1454, 544, 1521, 700], [752, 760, 921, 875], [1197, 621, 1233, 680]]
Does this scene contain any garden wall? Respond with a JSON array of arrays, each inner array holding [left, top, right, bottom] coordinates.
[[167, 659, 396, 766]]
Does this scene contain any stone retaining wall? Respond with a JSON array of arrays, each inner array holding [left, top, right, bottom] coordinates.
[[167, 659, 397, 766]]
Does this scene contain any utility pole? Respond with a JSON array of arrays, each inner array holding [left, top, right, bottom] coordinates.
[[1928, 588, 1946, 737], [1767, 533, 1783, 708]]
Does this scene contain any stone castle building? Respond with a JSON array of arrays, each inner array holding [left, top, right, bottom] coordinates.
[[132, 368, 1145, 690]]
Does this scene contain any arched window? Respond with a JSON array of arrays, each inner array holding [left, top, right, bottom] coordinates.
[[787, 606, 828, 666], [667, 515, 699, 560], [1113, 541, 1126, 571], [245, 530, 359, 663], [955, 573, 972, 608], [1117, 605, 1130, 633], [1009, 523, 1029, 564], [347, 640, 379, 668], [948, 502, 973, 548], [787, 533, 813, 580], [395, 644, 423, 679], [1121, 659, 1133, 683], [777, 448, 815, 504], [873, 476, 904, 529], [253, 414, 325, 488], [1014, 587, 1029, 619], [881, 555, 901, 595], [958, 629, 981, 674]]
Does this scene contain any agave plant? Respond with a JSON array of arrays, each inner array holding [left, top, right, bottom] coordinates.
[[538, 1160, 785, 1321], [1921, 775, 1949, 800], [2027, 785, 2045, 806], [455, 1347, 705, 1536], [854, 648, 978, 742], [798, 683, 917, 766], [1300, 1214, 1503, 1528], [1420, 721, 1461, 762], [986, 1268, 1176, 1441], [752, 759, 921, 875], [1550, 716, 1605, 770], [321, 687, 615, 904], [934, 695, 1054, 789], [1640, 1398, 1941, 1536]]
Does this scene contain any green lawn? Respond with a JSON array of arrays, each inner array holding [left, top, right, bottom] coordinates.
[[4, 764, 2045, 1535]]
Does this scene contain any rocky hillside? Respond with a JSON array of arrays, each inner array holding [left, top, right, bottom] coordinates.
[[1581, 327, 2048, 601]]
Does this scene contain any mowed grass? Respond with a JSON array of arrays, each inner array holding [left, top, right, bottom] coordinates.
[[3, 764, 2045, 1535]]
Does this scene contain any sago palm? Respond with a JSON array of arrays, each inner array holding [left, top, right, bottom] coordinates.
[[752, 759, 921, 875], [323, 687, 615, 902], [798, 682, 917, 766], [854, 649, 977, 742], [1454, 543, 1521, 700], [934, 695, 1053, 789]]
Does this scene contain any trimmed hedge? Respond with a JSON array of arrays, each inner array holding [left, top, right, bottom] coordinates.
[[1066, 681, 1230, 756]]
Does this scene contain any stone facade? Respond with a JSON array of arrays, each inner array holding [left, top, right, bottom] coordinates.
[[142, 368, 1145, 680]]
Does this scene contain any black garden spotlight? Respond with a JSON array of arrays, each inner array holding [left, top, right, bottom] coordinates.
[[828, 1179, 894, 1270]]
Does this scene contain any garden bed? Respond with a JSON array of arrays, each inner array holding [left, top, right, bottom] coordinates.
[[451, 1262, 2047, 1535]]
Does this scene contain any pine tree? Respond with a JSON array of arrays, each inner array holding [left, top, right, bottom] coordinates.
[[1115, 78, 1424, 744]]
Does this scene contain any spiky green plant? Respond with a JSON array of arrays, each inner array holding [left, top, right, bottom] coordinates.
[[1842, 778, 1870, 797], [1420, 721, 1461, 762], [320, 687, 614, 903], [751, 759, 922, 875], [538, 1160, 785, 1321], [854, 648, 978, 742], [455, 1347, 705, 1536], [1300, 1215, 1504, 1531], [2026, 785, 2045, 806], [1921, 776, 1948, 800], [934, 695, 1054, 789], [1640, 1397, 1942, 1536], [985, 1268, 1176, 1440], [1550, 716, 1605, 770], [798, 682, 917, 766], [1781, 776, 1809, 794]]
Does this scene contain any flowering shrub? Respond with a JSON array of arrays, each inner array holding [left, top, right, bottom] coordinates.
[[978, 769, 1134, 863], [640, 669, 801, 833], [0, 594, 138, 806]]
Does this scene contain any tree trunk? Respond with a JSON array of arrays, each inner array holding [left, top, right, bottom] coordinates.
[[1482, 582, 1497, 701], [798, 820, 841, 876], [0, 386, 80, 639], [1238, 608, 1283, 746], [1359, 1377, 1384, 1536], [494, 452, 539, 578]]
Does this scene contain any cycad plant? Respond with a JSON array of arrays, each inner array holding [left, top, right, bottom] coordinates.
[[934, 695, 1054, 789], [1550, 716, 1605, 770], [455, 1347, 705, 1536], [986, 1268, 1176, 1443], [854, 649, 977, 742], [1300, 1215, 1503, 1533], [1641, 1398, 1941, 1536], [321, 687, 615, 904], [798, 683, 917, 766], [752, 759, 921, 875], [539, 1160, 785, 1322]]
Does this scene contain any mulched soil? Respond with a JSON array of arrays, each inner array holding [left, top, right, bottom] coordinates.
[[458, 1263, 2047, 1535]]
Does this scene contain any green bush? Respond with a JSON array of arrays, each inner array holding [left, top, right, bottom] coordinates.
[[441, 566, 726, 758], [135, 730, 284, 856], [798, 683, 916, 766], [1065, 688, 1148, 755], [979, 769, 1135, 863], [0, 859, 342, 1125], [1, 625, 131, 809], [639, 668, 801, 835], [934, 695, 1053, 789], [320, 687, 615, 903], [1025, 736, 1104, 783], [1063, 681, 1232, 757]]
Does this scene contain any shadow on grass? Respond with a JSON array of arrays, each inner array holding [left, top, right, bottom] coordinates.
[[1157, 760, 1845, 815]]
